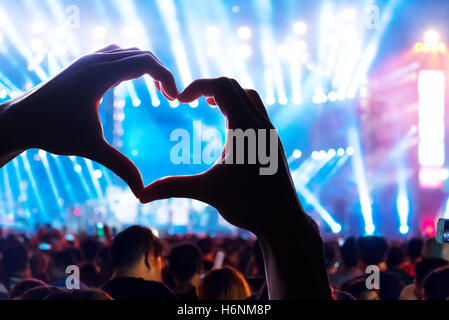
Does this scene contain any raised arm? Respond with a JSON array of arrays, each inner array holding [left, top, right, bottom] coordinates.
[[140, 77, 332, 300]]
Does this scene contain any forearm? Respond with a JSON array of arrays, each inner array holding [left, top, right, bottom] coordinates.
[[257, 198, 332, 300], [0, 100, 26, 167]]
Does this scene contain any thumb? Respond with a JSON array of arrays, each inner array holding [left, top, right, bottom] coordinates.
[[86, 140, 144, 198], [140, 174, 208, 204]]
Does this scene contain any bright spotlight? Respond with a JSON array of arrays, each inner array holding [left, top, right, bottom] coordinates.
[[32, 21, 45, 34], [337, 148, 345, 156], [31, 39, 44, 53], [311, 151, 319, 160], [346, 147, 355, 156], [0, 32, 3, 45], [132, 98, 141, 107], [206, 26, 221, 40], [0, 89, 7, 99], [277, 45, 291, 59], [293, 150, 302, 159], [189, 100, 199, 108], [342, 8, 357, 20], [93, 26, 107, 39], [152, 99, 161, 107], [237, 26, 252, 40], [328, 149, 336, 158], [238, 44, 252, 58], [425, 29, 440, 44], [278, 96, 288, 105], [293, 21, 307, 35], [93, 169, 103, 179], [365, 224, 375, 235], [328, 92, 337, 102], [54, 44, 67, 57], [74, 164, 82, 173], [38, 150, 46, 159], [207, 46, 219, 57], [169, 100, 180, 108], [399, 225, 409, 234]]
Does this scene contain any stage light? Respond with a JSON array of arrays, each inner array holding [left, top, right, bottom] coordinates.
[[294, 41, 307, 53], [74, 208, 82, 216], [266, 96, 275, 105], [38, 150, 46, 159], [54, 44, 67, 57], [232, 5, 240, 13], [238, 44, 252, 58], [414, 42, 423, 51], [152, 99, 161, 107], [328, 92, 337, 102], [423, 43, 431, 52], [293, 150, 302, 159], [342, 8, 357, 20], [328, 149, 336, 158], [132, 149, 139, 157], [346, 147, 355, 156], [293, 21, 307, 35], [207, 26, 221, 40], [169, 100, 179, 108], [74, 165, 82, 173], [311, 151, 319, 160], [399, 225, 409, 235], [55, 26, 67, 39], [0, 89, 7, 99], [31, 21, 45, 34], [0, 32, 3, 45], [425, 29, 439, 44], [207, 46, 219, 57], [31, 39, 44, 53], [114, 100, 126, 109], [93, 26, 107, 39], [277, 45, 291, 59], [439, 43, 447, 52], [93, 169, 103, 179], [132, 98, 141, 107], [337, 148, 345, 156], [278, 96, 288, 105], [189, 100, 199, 108], [237, 26, 252, 40]]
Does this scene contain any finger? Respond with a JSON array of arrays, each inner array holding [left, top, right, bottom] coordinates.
[[140, 174, 207, 204], [206, 97, 217, 106], [99, 53, 178, 99], [155, 80, 175, 101], [87, 141, 144, 198], [95, 44, 121, 53], [245, 89, 269, 119], [178, 78, 243, 117]]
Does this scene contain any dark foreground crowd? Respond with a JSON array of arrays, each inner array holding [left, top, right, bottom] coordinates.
[[0, 224, 448, 300]]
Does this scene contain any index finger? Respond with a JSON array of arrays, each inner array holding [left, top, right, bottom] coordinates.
[[99, 53, 179, 99]]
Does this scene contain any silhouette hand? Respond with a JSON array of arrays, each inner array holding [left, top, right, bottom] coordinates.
[[0, 45, 178, 197]]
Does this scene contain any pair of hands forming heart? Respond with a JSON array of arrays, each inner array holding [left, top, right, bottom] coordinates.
[[0, 45, 332, 300]]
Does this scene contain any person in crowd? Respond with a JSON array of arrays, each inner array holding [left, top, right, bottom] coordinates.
[[44, 288, 113, 300], [48, 250, 87, 289], [423, 266, 449, 300], [0, 244, 31, 298], [386, 246, 413, 285], [198, 266, 251, 300], [20, 286, 61, 301], [404, 238, 423, 277], [400, 258, 448, 300], [102, 225, 176, 300], [80, 238, 100, 262], [329, 237, 362, 289], [96, 246, 113, 284], [341, 236, 404, 300], [9, 279, 48, 300], [168, 242, 203, 300], [245, 240, 266, 295]]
